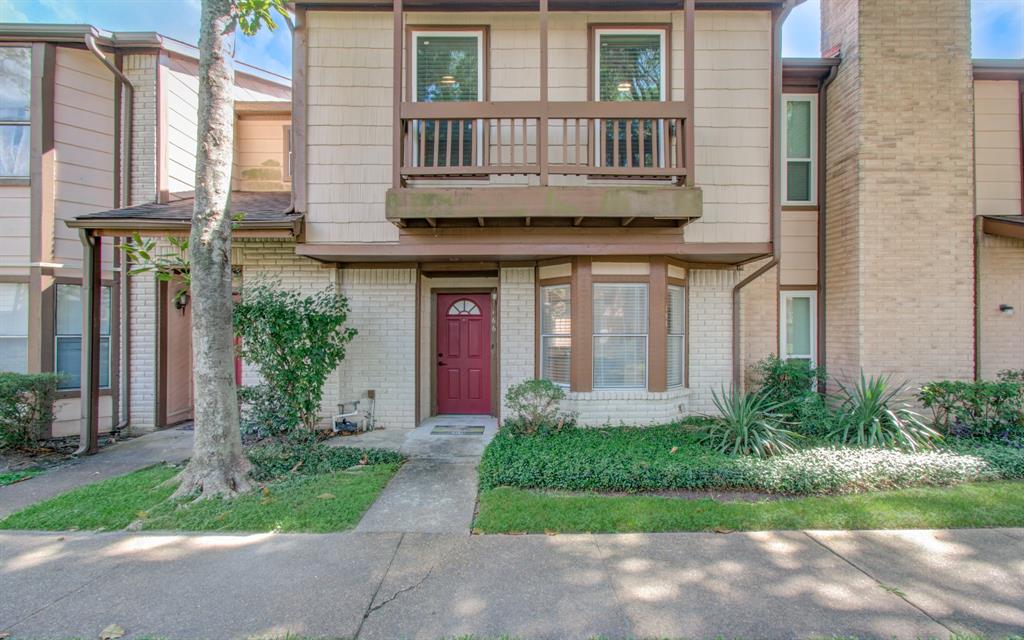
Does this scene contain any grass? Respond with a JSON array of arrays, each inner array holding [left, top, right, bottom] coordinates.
[[0, 467, 44, 486], [473, 481, 1024, 534], [0, 462, 400, 533]]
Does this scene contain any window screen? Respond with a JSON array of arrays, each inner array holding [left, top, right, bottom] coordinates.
[[540, 284, 571, 386], [667, 285, 685, 387], [785, 98, 813, 202], [0, 47, 31, 177], [0, 282, 28, 373], [593, 283, 648, 389], [413, 33, 481, 168], [782, 292, 815, 361], [55, 284, 112, 390]]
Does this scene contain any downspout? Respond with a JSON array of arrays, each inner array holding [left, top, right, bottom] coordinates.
[[85, 33, 134, 430], [816, 62, 839, 392], [731, 0, 798, 389]]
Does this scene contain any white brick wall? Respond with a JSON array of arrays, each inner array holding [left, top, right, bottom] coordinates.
[[123, 54, 158, 206], [685, 268, 737, 411], [567, 387, 695, 426], [336, 267, 417, 429], [499, 267, 535, 417], [128, 270, 158, 432]]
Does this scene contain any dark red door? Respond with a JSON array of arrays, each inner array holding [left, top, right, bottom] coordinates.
[[436, 293, 492, 415]]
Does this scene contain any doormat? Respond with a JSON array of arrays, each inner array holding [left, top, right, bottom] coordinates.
[[431, 425, 485, 435]]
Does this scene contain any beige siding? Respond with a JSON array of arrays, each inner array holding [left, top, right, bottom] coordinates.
[[975, 80, 1022, 216], [0, 186, 31, 270], [233, 115, 291, 192], [979, 234, 1024, 379], [780, 209, 817, 286], [304, 9, 770, 244], [684, 10, 772, 244], [53, 48, 115, 271]]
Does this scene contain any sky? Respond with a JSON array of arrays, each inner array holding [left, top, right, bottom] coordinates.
[[0, 0, 1021, 78]]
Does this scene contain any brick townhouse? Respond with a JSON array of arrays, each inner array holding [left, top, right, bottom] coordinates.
[[1, 0, 1021, 444]]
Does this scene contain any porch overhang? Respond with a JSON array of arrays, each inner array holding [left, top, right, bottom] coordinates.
[[982, 215, 1024, 241], [385, 185, 703, 229], [67, 191, 303, 238]]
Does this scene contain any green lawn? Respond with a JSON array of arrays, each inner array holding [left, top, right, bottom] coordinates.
[[0, 468, 44, 486], [473, 481, 1024, 534], [0, 462, 400, 533]]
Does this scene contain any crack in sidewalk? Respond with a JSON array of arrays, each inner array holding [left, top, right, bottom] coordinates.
[[352, 533, 404, 640], [803, 531, 956, 635], [366, 566, 434, 614]]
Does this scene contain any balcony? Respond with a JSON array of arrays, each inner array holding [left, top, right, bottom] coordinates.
[[387, 100, 701, 228]]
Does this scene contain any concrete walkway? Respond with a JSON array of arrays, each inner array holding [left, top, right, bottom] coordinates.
[[354, 415, 497, 534], [1, 528, 1021, 639], [0, 429, 193, 519]]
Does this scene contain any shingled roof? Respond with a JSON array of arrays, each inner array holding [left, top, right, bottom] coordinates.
[[68, 192, 302, 236]]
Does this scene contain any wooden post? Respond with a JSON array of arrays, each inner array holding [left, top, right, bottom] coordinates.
[[392, 0, 404, 189], [647, 257, 668, 392], [683, 0, 696, 186], [77, 230, 101, 456], [538, 0, 549, 185]]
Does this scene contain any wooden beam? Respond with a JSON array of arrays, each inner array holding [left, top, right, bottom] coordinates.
[[683, 0, 696, 186], [647, 256, 668, 392], [538, 0, 549, 186], [392, 0, 403, 189], [571, 257, 593, 392]]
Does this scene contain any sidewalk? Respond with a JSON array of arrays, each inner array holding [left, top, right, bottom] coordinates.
[[1, 528, 1021, 639], [0, 429, 193, 519]]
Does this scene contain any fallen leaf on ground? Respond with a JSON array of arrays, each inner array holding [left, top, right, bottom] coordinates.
[[544, 530, 558, 536], [317, 493, 335, 500], [99, 623, 125, 640], [713, 527, 733, 534], [670, 446, 679, 454]]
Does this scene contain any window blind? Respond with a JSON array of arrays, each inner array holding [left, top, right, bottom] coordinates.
[[593, 283, 648, 389], [0, 282, 28, 373], [540, 284, 571, 386], [55, 284, 112, 390], [667, 285, 685, 387], [0, 47, 31, 177], [785, 99, 812, 202]]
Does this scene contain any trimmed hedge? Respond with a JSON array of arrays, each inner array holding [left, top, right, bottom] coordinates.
[[247, 442, 404, 482], [0, 372, 61, 449], [478, 425, 1024, 496]]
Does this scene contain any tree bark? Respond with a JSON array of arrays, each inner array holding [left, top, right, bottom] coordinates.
[[173, 0, 251, 499]]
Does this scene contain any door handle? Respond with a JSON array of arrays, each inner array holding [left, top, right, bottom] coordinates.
[[437, 361, 447, 367]]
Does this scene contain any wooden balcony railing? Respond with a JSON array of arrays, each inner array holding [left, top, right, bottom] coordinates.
[[398, 101, 692, 185]]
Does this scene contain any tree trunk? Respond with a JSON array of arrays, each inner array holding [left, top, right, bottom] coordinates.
[[173, 0, 251, 499]]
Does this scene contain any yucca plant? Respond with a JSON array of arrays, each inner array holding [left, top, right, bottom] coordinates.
[[700, 388, 801, 458], [829, 372, 941, 451]]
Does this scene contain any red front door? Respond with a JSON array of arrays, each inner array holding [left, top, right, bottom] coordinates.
[[436, 293, 492, 415]]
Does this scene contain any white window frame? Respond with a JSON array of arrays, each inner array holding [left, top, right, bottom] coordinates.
[[593, 28, 667, 169], [779, 290, 817, 364], [0, 282, 28, 373], [54, 283, 112, 391], [592, 282, 648, 390], [781, 94, 817, 205], [539, 283, 571, 388], [410, 30, 485, 167], [667, 284, 685, 388]]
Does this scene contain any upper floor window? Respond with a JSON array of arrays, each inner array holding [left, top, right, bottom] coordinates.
[[780, 290, 816, 363], [0, 282, 28, 373], [0, 47, 31, 178], [783, 95, 817, 204], [55, 283, 112, 391]]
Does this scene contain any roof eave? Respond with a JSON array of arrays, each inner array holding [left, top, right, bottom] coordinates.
[[973, 59, 1024, 81]]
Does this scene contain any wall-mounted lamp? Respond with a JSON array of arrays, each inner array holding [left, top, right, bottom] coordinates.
[[999, 304, 1015, 317], [175, 292, 190, 314]]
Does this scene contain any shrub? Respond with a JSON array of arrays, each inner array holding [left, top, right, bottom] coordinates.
[[477, 423, 1024, 495], [238, 384, 295, 439], [750, 355, 833, 437], [503, 379, 576, 436], [699, 388, 800, 458], [829, 373, 940, 450], [247, 442, 404, 482], [234, 283, 357, 432], [918, 379, 1024, 441], [998, 369, 1024, 384], [0, 373, 61, 449]]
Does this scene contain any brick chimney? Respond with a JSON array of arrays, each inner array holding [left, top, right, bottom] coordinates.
[[820, 0, 976, 385]]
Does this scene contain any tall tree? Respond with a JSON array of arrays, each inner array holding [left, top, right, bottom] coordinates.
[[174, 0, 285, 499]]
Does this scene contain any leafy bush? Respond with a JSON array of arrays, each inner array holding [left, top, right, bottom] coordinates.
[[919, 379, 1024, 441], [478, 423, 1024, 495], [699, 388, 800, 458], [0, 373, 61, 449], [238, 384, 294, 439], [998, 369, 1024, 384], [503, 379, 576, 436], [750, 355, 833, 437], [234, 283, 357, 432], [247, 442, 404, 482], [829, 373, 940, 450]]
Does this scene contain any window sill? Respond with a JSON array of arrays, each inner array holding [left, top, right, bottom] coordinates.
[[56, 388, 113, 400], [566, 386, 691, 402], [0, 177, 30, 186]]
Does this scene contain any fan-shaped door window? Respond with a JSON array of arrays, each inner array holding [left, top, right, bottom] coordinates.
[[447, 299, 481, 316]]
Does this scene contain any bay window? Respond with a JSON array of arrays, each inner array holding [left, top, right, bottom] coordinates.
[[667, 284, 685, 387], [780, 290, 816, 363], [0, 282, 28, 372], [540, 284, 571, 386], [783, 95, 816, 204], [0, 47, 31, 178], [593, 283, 648, 389], [55, 284, 112, 390]]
